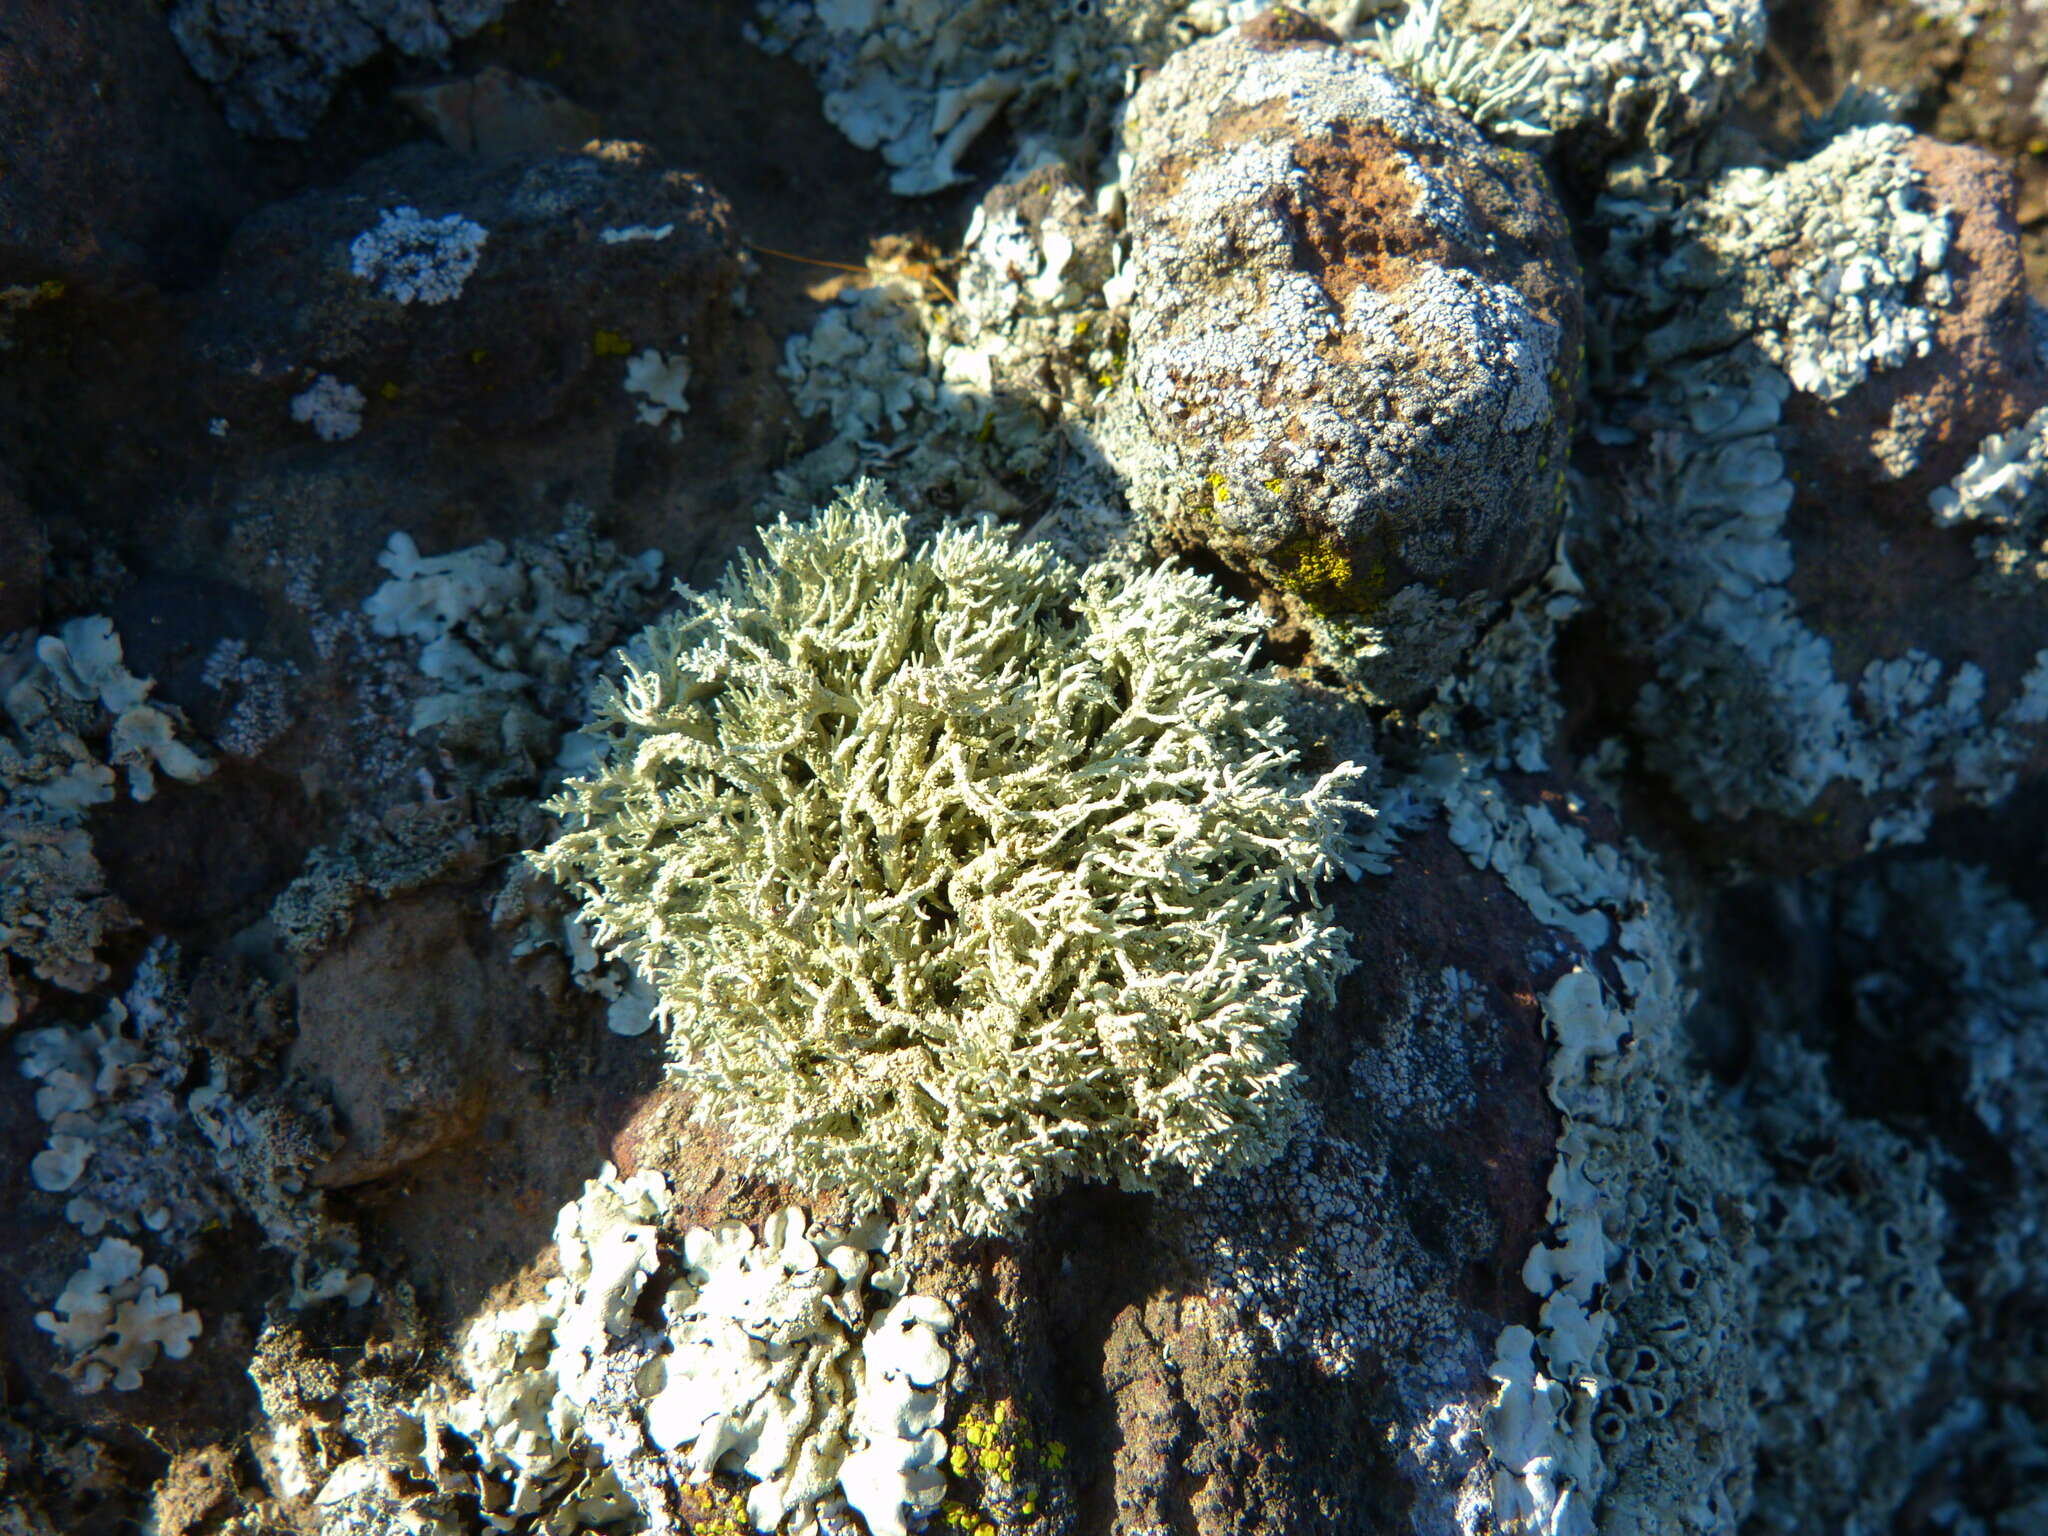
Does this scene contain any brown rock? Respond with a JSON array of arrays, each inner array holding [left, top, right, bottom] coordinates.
[[1772, 136, 2048, 865], [190, 140, 767, 445], [398, 68, 603, 160], [151, 1444, 238, 1536], [290, 889, 504, 1187], [914, 777, 1603, 1535], [1787, 139, 2046, 533], [0, 1, 247, 291]]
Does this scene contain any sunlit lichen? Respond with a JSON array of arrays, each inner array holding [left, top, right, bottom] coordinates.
[[533, 481, 1367, 1234]]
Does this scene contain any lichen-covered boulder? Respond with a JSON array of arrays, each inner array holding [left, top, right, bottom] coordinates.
[[1438, 0, 1766, 156], [168, 0, 516, 140], [1102, 8, 1582, 707], [1574, 125, 2048, 873], [191, 140, 773, 450]]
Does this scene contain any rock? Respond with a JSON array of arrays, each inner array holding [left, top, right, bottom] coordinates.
[[397, 68, 603, 160], [910, 779, 1603, 1535], [1103, 7, 1582, 706], [1574, 126, 2048, 873], [192, 140, 761, 444], [1785, 139, 2046, 511], [151, 1443, 238, 1536], [92, 767, 313, 939], [0, 472, 43, 633], [289, 889, 505, 1187], [0, 1, 247, 291], [167, 0, 515, 140], [1439, 0, 1767, 157]]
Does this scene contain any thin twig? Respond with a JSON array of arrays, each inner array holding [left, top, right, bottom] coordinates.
[[1764, 34, 1827, 119]]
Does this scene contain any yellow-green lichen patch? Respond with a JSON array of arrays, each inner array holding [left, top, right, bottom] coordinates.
[[940, 1398, 1066, 1534], [1268, 531, 1388, 619]]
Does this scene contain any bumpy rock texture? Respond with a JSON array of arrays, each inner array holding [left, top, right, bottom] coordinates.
[[9, 3, 2048, 1536], [168, 0, 515, 139], [1574, 122, 2048, 871], [1105, 11, 1582, 705], [0, 4, 248, 292]]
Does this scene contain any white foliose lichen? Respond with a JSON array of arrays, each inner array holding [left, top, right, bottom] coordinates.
[[360, 511, 665, 778], [33, 1236, 201, 1394], [624, 342, 693, 429], [1426, 757, 1966, 1534], [1577, 134, 2048, 846], [1377, 758, 1699, 1536], [348, 206, 490, 307], [749, 0, 1284, 198], [533, 482, 1368, 1235], [16, 941, 373, 1340], [290, 373, 366, 442], [771, 165, 1135, 561], [779, 281, 934, 449], [1656, 125, 1954, 402], [433, 1169, 953, 1536], [169, 0, 514, 138], [1832, 859, 2048, 1531], [1435, 0, 1766, 148], [1929, 401, 2048, 587], [1, 617, 213, 1023]]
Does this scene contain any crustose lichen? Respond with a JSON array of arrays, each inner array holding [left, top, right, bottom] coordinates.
[[534, 482, 1367, 1235]]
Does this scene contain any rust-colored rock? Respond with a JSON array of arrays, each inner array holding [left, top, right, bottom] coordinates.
[[397, 68, 603, 160], [1103, 8, 1582, 704], [290, 890, 503, 1187]]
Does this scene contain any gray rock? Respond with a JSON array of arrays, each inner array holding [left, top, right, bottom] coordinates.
[[1103, 9, 1582, 707]]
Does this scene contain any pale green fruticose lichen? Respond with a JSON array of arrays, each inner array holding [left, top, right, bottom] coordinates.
[[1367, 0, 1550, 137], [534, 481, 1366, 1235]]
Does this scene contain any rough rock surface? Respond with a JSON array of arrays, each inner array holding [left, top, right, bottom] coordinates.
[[1105, 10, 1582, 705], [289, 890, 505, 1187], [5, 3, 2048, 1534], [901, 782, 1610, 1536], [1572, 126, 2048, 873], [167, 0, 516, 140], [0, 2, 248, 292], [192, 140, 766, 449], [1783, 138, 2048, 714]]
